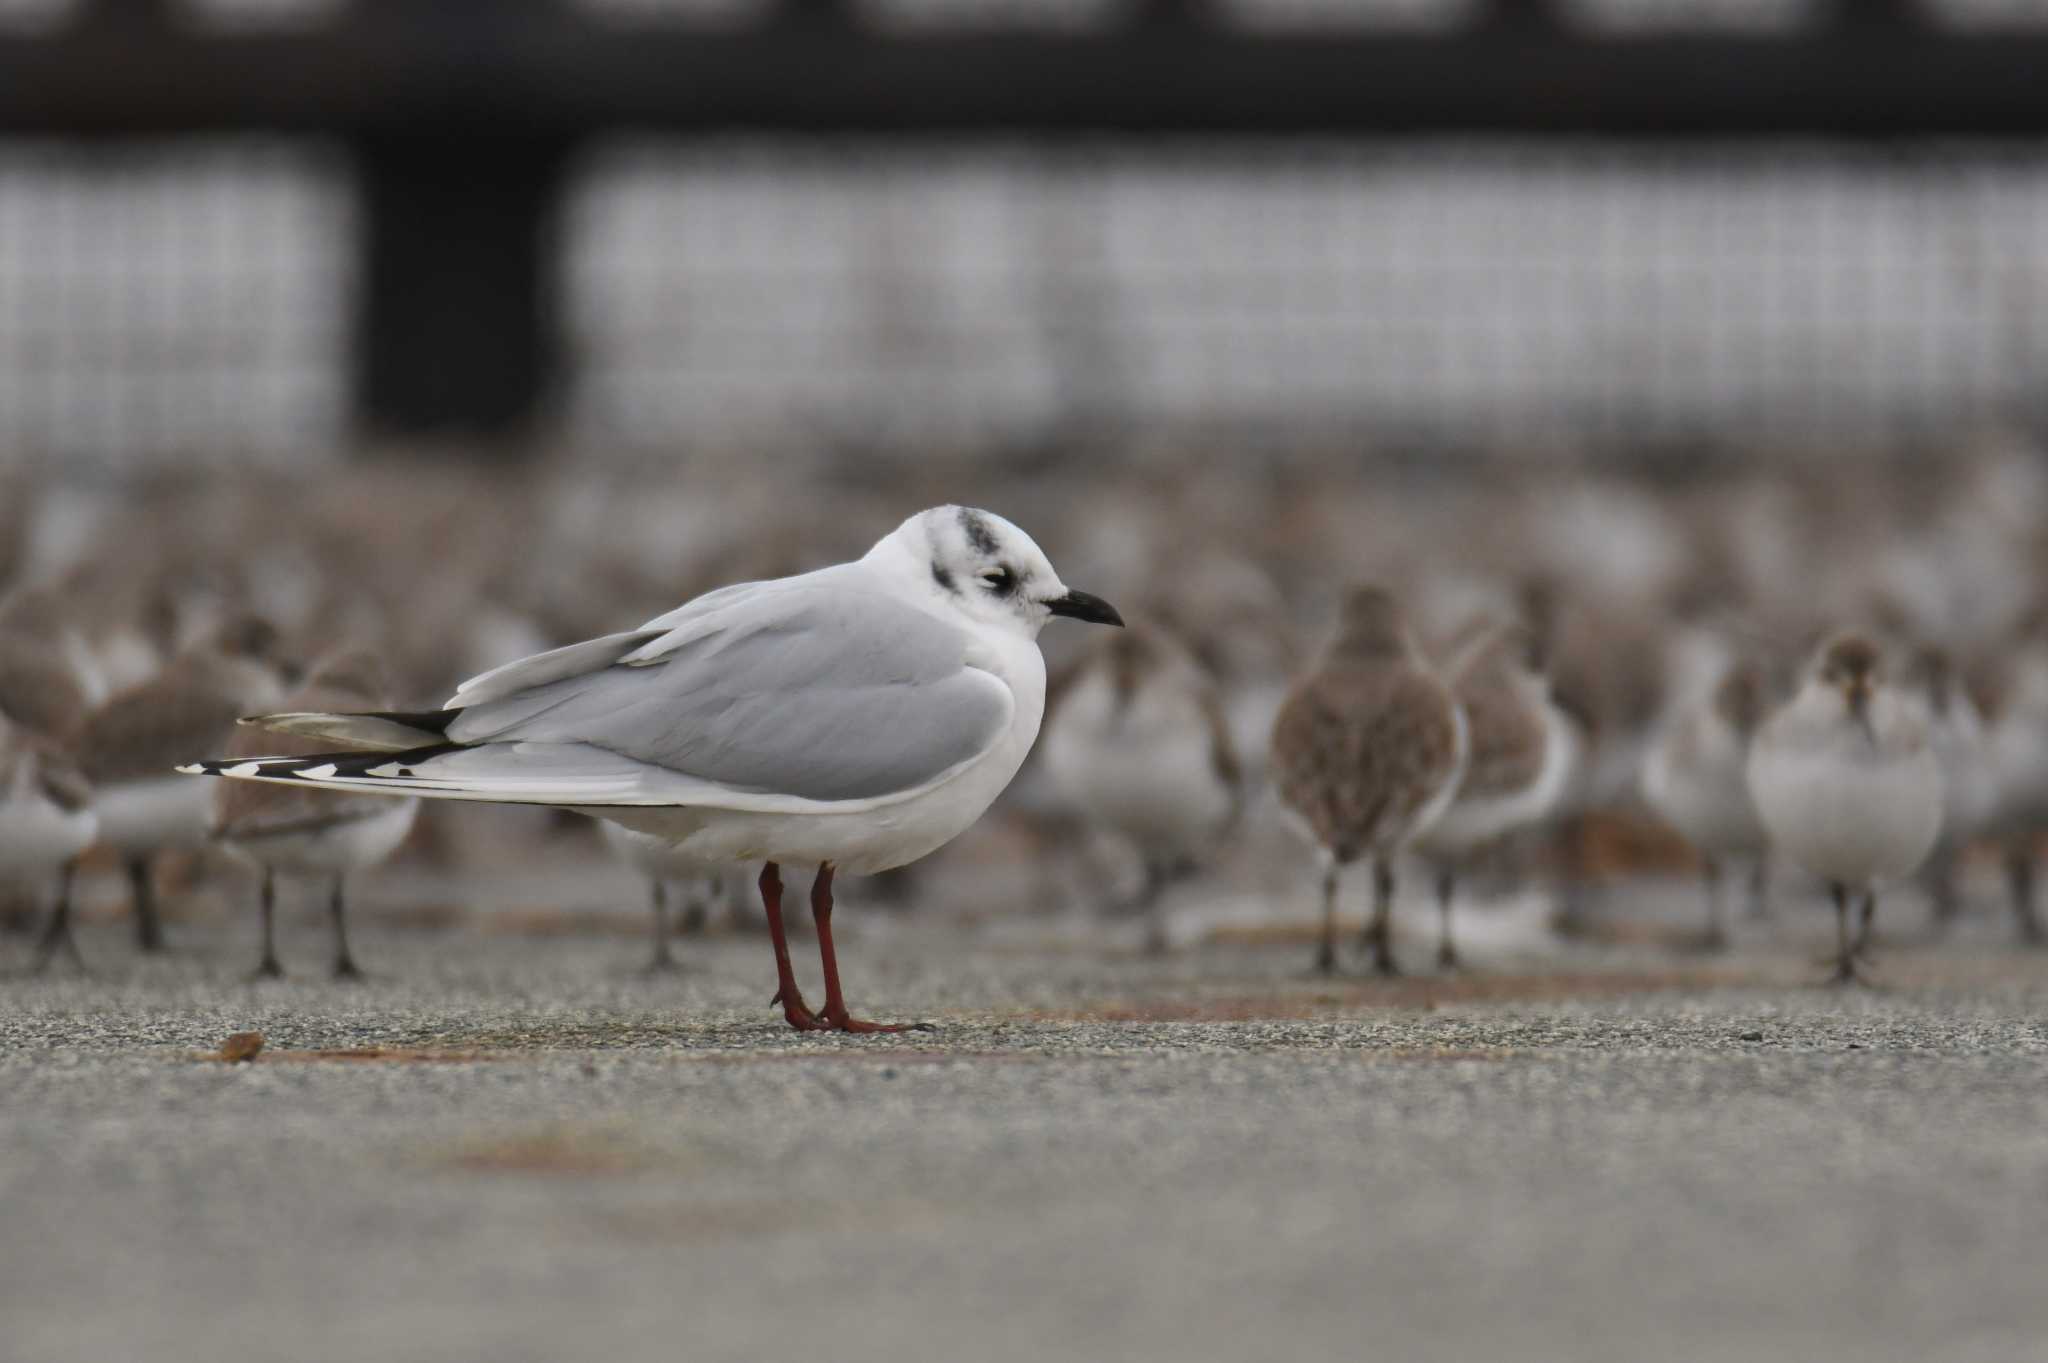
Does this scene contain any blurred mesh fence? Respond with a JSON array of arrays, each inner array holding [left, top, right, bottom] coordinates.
[[0, 140, 355, 470], [8, 138, 2048, 467], [7, 0, 2048, 468], [562, 140, 2048, 456]]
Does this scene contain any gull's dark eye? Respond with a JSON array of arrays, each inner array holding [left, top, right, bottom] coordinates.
[[981, 566, 1018, 597]]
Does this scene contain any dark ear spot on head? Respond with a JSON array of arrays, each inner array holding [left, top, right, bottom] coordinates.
[[931, 562, 957, 594], [958, 508, 998, 556]]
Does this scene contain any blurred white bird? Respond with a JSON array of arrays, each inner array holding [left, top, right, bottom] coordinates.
[[1411, 621, 1576, 970], [1643, 660, 1770, 949], [1042, 626, 1242, 954], [600, 820, 724, 972], [0, 720, 97, 972], [1902, 647, 1998, 931], [1747, 634, 1944, 984], [77, 617, 289, 953], [212, 651, 418, 979], [0, 588, 98, 741], [1982, 636, 2048, 946]]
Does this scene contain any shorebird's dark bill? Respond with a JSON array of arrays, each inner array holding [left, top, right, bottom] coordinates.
[[1048, 589, 1125, 627]]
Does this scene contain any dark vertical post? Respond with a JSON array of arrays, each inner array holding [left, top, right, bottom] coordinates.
[[354, 133, 570, 443], [74, 0, 174, 32], [1835, 0, 1921, 34], [1128, 0, 1202, 30], [1475, 0, 1563, 37], [777, 0, 853, 29]]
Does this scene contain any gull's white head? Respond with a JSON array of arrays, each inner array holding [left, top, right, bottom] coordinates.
[[875, 506, 1124, 638]]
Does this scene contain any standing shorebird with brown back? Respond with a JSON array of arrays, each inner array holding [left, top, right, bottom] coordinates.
[[73, 617, 288, 956], [1271, 587, 1468, 975]]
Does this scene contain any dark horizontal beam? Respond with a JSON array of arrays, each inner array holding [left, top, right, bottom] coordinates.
[[6, 12, 2048, 139]]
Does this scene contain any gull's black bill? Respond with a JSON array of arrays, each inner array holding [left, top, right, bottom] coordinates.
[[1047, 589, 1125, 627]]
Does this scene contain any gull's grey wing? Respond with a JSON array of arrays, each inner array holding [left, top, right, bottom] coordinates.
[[447, 627, 671, 710], [445, 575, 806, 710], [443, 581, 1013, 803]]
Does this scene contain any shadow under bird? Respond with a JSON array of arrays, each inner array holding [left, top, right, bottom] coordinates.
[[1746, 633, 1944, 985], [1041, 625, 1242, 955], [211, 650, 420, 980], [1270, 586, 1468, 976], [182, 507, 1122, 1032]]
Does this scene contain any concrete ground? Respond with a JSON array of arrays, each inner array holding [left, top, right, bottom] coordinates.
[[3, 893, 2046, 1363]]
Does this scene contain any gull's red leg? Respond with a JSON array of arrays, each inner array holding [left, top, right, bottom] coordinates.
[[760, 862, 825, 1030], [811, 863, 920, 1033]]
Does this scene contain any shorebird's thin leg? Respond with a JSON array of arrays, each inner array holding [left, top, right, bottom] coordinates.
[[1368, 858, 1401, 977], [330, 874, 365, 980], [1745, 857, 1771, 921], [1435, 866, 1460, 971], [1701, 859, 1728, 952], [1925, 845, 1960, 931], [252, 868, 284, 980], [2008, 850, 2043, 947], [129, 857, 164, 953], [643, 878, 678, 973], [30, 862, 86, 974], [678, 879, 710, 935], [1829, 882, 1854, 983], [812, 863, 925, 1033], [760, 863, 823, 1030], [1853, 889, 1879, 959], [1314, 861, 1340, 975], [1825, 881, 1871, 986], [1140, 860, 1170, 957]]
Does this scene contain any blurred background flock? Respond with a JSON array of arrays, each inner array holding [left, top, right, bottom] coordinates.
[[7, 0, 2048, 978]]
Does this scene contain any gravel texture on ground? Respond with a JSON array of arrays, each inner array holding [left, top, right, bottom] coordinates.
[[3, 910, 2046, 1363]]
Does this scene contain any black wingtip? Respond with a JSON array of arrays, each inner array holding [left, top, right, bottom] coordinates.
[[178, 745, 463, 782]]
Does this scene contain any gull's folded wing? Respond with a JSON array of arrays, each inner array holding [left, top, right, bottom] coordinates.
[[202, 574, 1017, 813], [444, 577, 1014, 804], [446, 627, 674, 711]]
